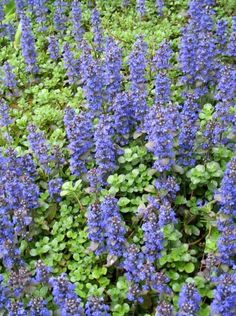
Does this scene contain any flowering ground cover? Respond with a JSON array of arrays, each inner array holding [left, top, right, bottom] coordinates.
[[0, 0, 235, 315]]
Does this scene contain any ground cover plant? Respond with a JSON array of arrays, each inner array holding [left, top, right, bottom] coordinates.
[[0, 0, 235, 315]]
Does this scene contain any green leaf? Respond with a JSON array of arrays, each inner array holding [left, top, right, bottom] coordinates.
[[41, 245, 51, 254], [118, 156, 126, 163], [118, 197, 130, 207], [206, 161, 220, 173], [30, 249, 38, 256], [184, 262, 195, 273]]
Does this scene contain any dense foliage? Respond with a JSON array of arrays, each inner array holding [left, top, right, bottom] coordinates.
[[0, 0, 235, 315]]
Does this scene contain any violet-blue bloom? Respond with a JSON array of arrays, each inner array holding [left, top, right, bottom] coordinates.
[[91, 8, 104, 52], [63, 43, 80, 85], [85, 296, 111, 316], [104, 37, 123, 105], [211, 273, 236, 316], [54, 0, 68, 31], [50, 274, 84, 316], [48, 36, 60, 60], [64, 107, 93, 176], [2, 62, 18, 89], [128, 36, 148, 126], [20, 14, 39, 74], [178, 283, 201, 316], [94, 115, 117, 184], [71, 0, 84, 44]]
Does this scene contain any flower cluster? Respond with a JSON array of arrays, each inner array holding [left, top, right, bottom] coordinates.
[[28, 298, 50, 316], [123, 227, 170, 303], [145, 103, 176, 172], [155, 73, 171, 104], [178, 283, 201, 316], [0, 99, 13, 127], [156, 0, 165, 16], [48, 36, 60, 60], [137, 0, 146, 17], [27, 124, 53, 174], [35, 260, 52, 283], [0, 1, 4, 24], [54, 0, 68, 31], [123, 0, 130, 6], [50, 274, 84, 315], [87, 168, 101, 193], [85, 296, 111, 316], [216, 19, 228, 54], [94, 115, 117, 184], [80, 41, 104, 114], [104, 37, 123, 105], [33, 0, 48, 31], [102, 196, 126, 255], [8, 266, 32, 297], [63, 43, 80, 85], [87, 202, 106, 254], [2, 62, 18, 90], [211, 272, 236, 316], [156, 301, 173, 316], [159, 198, 177, 227], [7, 300, 27, 316], [216, 156, 236, 266], [213, 64, 236, 143], [91, 8, 104, 52], [0, 275, 9, 309], [48, 178, 63, 202], [15, 0, 27, 16], [153, 41, 172, 105], [123, 244, 171, 303], [122, 244, 145, 302], [153, 41, 172, 71], [0, 148, 39, 269], [178, 93, 200, 166], [227, 17, 236, 57], [142, 197, 164, 262], [112, 92, 133, 146], [64, 107, 93, 176], [20, 14, 38, 74], [88, 196, 126, 257], [179, 0, 217, 95], [71, 0, 84, 44], [105, 211, 127, 257], [128, 36, 148, 126], [155, 176, 180, 200]]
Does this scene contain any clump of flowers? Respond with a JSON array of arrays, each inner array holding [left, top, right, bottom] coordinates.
[[128, 36, 148, 126], [80, 41, 104, 114], [48, 36, 60, 60], [85, 296, 111, 316], [137, 0, 146, 17], [178, 283, 201, 316], [216, 156, 236, 266], [20, 14, 39, 74], [50, 274, 84, 315], [63, 43, 80, 85], [54, 0, 68, 31], [94, 115, 117, 184], [27, 124, 53, 174], [48, 178, 63, 202], [211, 272, 236, 316], [104, 37, 123, 105], [71, 0, 84, 44], [91, 8, 104, 52], [64, 107, 93, 177]]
